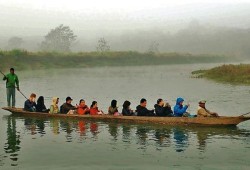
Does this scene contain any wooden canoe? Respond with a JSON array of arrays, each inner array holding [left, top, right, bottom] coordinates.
[[2, 107, 250, 126]]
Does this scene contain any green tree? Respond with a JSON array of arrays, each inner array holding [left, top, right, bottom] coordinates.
[[41, 24, 77, 52], [96, 37, 110, 53]]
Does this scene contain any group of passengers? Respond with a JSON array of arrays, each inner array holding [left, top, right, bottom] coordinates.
[[24, 93, 219, 117]]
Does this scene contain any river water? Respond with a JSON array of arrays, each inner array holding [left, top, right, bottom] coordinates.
[[0, 64, 250, 169]]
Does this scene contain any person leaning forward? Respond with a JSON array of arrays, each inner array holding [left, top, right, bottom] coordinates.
[[197, 100, 219, 117], [60, 96, 76, 114], [3, 68, 20, 107]]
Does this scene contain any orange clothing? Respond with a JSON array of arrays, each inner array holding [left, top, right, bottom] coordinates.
[[77, 105, 89, 115], [90, 107, 100, 115], [78, 121, 86, 135]]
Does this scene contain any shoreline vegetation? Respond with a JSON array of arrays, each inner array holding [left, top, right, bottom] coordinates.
[[0, 49, 232, 71], [192, 64, 250, 85]]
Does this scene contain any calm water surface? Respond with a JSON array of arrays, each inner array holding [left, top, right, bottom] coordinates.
[[0, 64, 250, 169]]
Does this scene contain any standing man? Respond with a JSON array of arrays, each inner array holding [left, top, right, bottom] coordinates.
[[3, 68, 20, 107]]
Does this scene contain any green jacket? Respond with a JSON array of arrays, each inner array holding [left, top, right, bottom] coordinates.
[[3, 73, 19, 88]]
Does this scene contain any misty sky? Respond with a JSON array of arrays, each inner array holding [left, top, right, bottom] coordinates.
[[1, 0, 250, 37], [1, 0, 250, 54]]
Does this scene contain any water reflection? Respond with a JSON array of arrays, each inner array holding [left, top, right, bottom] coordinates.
[[108, 123, 119, 140], [4, 116, 20, 166], [90, 122, 99, 138], [122, 125, 132, 143], [2, 115, 250, 167], [154, 128, 171, 147], [173, 128, 189, 152]]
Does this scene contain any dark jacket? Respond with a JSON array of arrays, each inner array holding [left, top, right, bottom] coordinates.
[[154, 104, 173, 117], [60, 103, 76, 114], [122, 108, 134, 116], [24, 100, 36, 112], [36, 103, 49, 113], [136, 105, 155, 116]]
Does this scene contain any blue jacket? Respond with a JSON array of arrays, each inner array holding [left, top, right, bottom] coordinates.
[[174, 97, 188, 117]]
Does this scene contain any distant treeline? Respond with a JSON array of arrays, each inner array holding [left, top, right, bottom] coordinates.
[[0, 49, 232, 71]]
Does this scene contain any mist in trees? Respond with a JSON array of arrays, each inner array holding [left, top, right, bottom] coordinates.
[[40, 24, 77, 52], [7, 37, 23, 50], [96, 38, 110, 53]]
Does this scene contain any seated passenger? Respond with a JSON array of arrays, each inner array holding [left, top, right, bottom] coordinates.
[[122, 100, 134, 116], [89, 101, 103, 115], [108, 100, 119, 115], [77, 99, 90, 115], [173, 97, 190, 117], [49, 97, 59, 114], [24, 93, 37, 112], [136, 98, 155, 116], [197, 100, 219, 117], [154, 98, 173, 117], [60, 96, 76, 114], [36, 96, 49, 113]]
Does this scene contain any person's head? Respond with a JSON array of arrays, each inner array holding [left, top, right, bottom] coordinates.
[[140, 98, 147, 107], [91, 101, 97, 108], [52, 97, 59, 105], [79, 99, 85, 106], [157, 98, 164, 106], [199, 100, 206, 108], [123, 100, 131, 109], [10, 68, 14, 74], [176, 97, 184, 106], [30, 93, 36, 102], [111, 100, 117, 108], [37, 96, 44, 104], [66, 96, 73, 104]]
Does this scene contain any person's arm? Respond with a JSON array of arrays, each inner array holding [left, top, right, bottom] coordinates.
[[174, 105, 188, 116], [3, 74, 7, 81], [155, 106, 164, 116], [65, 104, 76, 111]]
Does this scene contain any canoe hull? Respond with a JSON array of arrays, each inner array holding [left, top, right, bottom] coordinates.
[[2, 107, 250, 126]]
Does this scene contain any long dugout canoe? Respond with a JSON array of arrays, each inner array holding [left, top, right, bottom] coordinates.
[[2, 107, 250, 126]]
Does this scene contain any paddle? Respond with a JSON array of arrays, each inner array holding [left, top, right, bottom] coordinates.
[[0, 69, 28, 100]]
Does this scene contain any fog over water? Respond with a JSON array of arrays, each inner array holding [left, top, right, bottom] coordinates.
[[0, 0, 250, 58]]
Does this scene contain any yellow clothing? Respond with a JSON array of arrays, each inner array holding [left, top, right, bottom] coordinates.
[[49, 97, 59, 114], [197, 107, 212, 117]]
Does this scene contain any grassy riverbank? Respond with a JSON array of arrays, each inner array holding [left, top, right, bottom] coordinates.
[[192, 64, 250, 85], [0, 49, 231, 71]]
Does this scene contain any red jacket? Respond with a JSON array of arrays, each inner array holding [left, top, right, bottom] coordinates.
[[89, 107, 100, 115], [77, 105, 89, 115]]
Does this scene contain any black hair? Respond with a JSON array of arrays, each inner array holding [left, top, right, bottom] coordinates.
[[91, 101, 97, 108], [10, 68, 14, 71], [123, 100, 131, 109], [157, 98, 163, 104], [79, 99, 85, 104], [111, 100, 117, 108], [140, 98, 147, 104], [37, 96, 44, 104]]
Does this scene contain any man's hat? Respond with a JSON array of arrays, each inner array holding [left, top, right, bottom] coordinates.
[[199, 100, 206, 104], [66, 96, 73, 101]]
